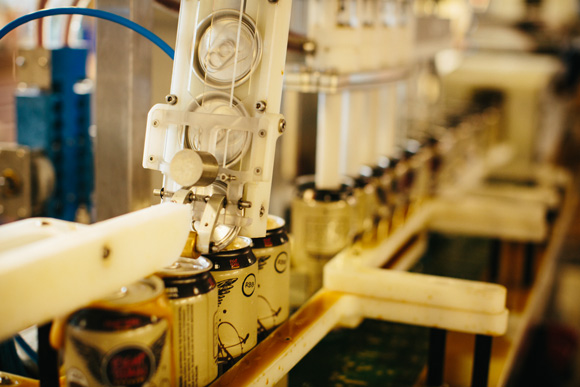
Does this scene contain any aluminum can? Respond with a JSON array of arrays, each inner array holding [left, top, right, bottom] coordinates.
[[252, 215, 290, 340], [64, 276, 172, 387], [206, 237, 257, 373], [157, 257, 218, 387]]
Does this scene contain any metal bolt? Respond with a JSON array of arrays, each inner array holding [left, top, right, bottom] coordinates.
[[165, 94, 178, 105], [220, 174, 237, 182], [255, 100, 267, 112], [254, 167, 262, 175], [0, 374, 14, 385], [258, 129, 267, 138], [278, 119, 286, 133], [102, 246, 111, 260], [238, 200, 252, 209], [260, 205, 265, 217], [15, 56, 26, 67], [37, 56, 48, 68], [152, 119, 160, 127], [303, 41, 316, 54]]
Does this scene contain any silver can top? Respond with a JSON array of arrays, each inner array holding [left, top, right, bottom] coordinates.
[[157, 256, 213, 278], [100, 276, 164, 307]]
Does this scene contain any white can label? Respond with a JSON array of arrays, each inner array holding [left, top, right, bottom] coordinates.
[[255, 242, 291, 333], [169, 290, 218, 387], [213, 265, 258, 361]]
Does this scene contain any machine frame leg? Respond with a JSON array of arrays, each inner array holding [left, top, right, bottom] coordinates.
[[427, 327, 447, 386], [471, 334, 493, 387]]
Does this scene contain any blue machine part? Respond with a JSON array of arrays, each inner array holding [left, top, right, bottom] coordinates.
[[16, 48, 93, 221]]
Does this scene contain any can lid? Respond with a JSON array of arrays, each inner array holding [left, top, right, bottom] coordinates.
[[221, 236, 253, 252], [266, 215, 285, 233], [157, 256, 213, 278], [100, 276, 164, 307], [206, 236, 255, 269]]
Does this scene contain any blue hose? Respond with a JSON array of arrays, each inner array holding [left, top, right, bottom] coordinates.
[[0, 7, 175, 60]]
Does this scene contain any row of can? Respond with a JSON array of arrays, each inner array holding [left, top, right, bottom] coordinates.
[[63, 215, 290, 387]]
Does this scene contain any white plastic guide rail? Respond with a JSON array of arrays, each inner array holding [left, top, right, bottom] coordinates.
[[143, 0, 293, 251], [0, 203, 191, 341]]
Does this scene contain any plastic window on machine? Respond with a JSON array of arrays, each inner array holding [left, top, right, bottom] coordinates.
[[186, 0, 263, 169]]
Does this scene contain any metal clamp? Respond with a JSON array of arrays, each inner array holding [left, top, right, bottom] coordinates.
[[195, 194, 226, 254]]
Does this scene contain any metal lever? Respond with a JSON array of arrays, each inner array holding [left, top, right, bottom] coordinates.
[[195, 194, 227, 254]]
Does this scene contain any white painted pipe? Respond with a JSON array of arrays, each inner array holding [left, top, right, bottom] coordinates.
[[316, 92, 347, 190]]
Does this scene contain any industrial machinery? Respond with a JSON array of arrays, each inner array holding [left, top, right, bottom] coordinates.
[[0, 0, 579, 386]]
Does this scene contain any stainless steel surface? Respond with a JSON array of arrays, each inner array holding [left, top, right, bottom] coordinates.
[[95, 0, 154, 221], [169, 149, 219, 187], [284, 66, 412, 93]]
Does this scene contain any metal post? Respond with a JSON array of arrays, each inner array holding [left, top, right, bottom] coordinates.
[[427, 328, 447, 386], [523, 243, 535, 287], [488, 239, 501, 282], [95, 0, 154, 221], [38, 323, 59, 387], [471, 334, 493, 387]]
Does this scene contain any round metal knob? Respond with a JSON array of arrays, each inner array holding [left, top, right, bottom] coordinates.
[[169, 149, 219, 188]]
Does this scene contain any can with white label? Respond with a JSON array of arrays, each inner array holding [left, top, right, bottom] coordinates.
[[157, 257, 218, 387], [64, 276, 172, 387], [206, 237, 258, 373], [252, 215, 290, 341]]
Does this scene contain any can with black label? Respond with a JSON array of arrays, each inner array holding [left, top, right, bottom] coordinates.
[[63, 276, 172, 387], [157, 257, 218, 387], [252, 215, 290, 341], [206, 237, 257, 373]]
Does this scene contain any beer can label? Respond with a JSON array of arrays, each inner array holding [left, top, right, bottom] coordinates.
[[212, 264, 258, 362], [64, 314, 171, 387], [168, 290, 218, 387], [254, 241, 290, 335]]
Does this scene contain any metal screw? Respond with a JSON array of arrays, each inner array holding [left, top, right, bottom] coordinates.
[[165, 94, 178, 105], [254, 167, 262, 175], [303, 41, 316, 54], [258, 129, 267, 138], [15, 56, 26, 67], [278, 119, 286, 133], [238, 200, 252, 209], [102, 246, 111, 260], [16, 149, 26, 158], [255, 100, 267, 112], [220, 174, 237, 182], [37, 56, 49, 68], [0, 374, 14, 385], [152, 119, 160, 127], [260, 205, 265, 217]]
